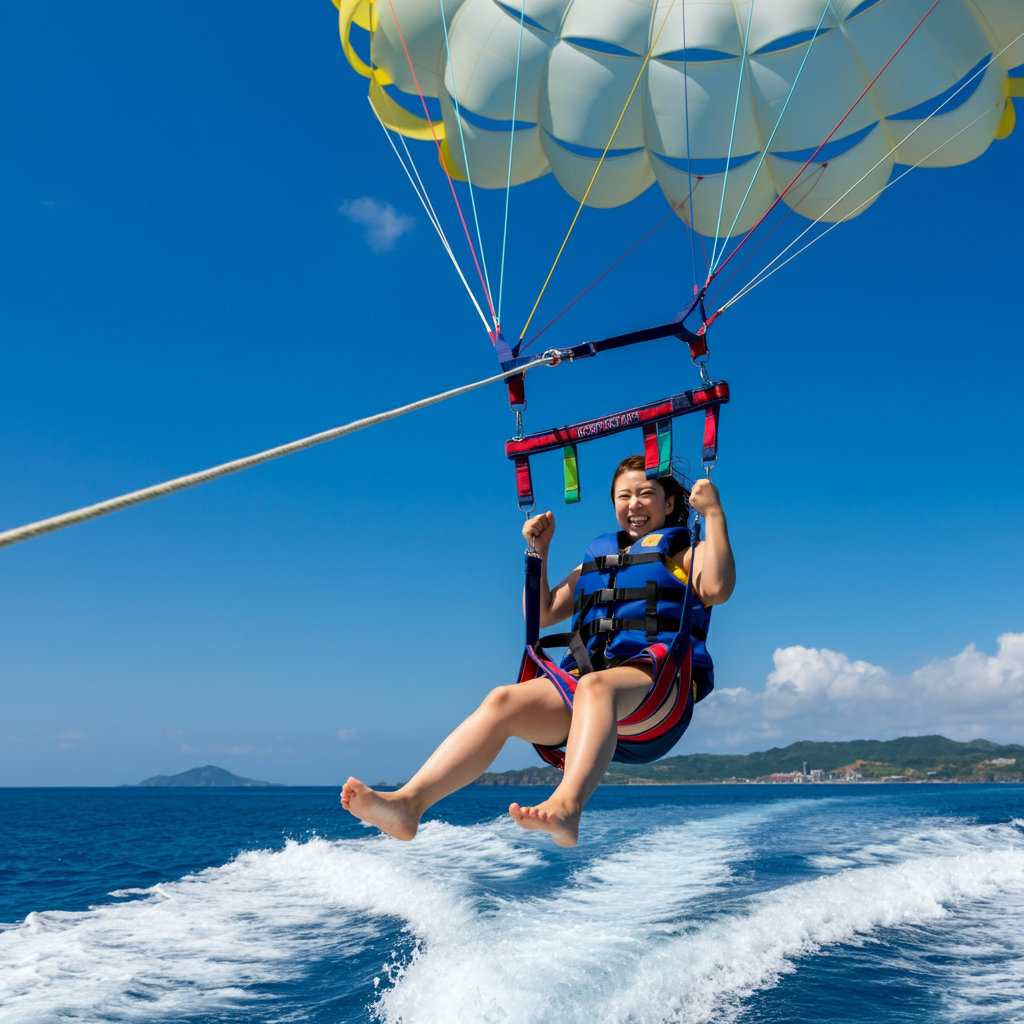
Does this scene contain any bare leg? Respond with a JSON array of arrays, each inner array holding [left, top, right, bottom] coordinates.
[[509, 666, 652, 847], [342, 678, 570, 840]]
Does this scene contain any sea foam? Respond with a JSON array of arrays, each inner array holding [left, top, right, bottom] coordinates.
[[1, 803, 1022, 1024]]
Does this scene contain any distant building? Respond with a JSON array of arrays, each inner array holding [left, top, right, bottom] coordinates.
[[983, 757, 1017, 766], [763, 772, 807, 783]]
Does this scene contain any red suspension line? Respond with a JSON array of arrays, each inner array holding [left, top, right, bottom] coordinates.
[[708, 166, 826, 308], [707, 0, 943, 287], [521, 210, 676, 351]]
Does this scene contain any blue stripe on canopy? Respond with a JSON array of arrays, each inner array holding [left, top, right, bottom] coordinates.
[[652, 151, 759, 175], [656, 48, 735, 63], [887, 55, 989, 120], [544, 130, 645, 159], [753, 27, 833, 55], [452, 98, 536, 132], [771, 122, 878, 163], [563, 37, 640, 58], [493, 1, 548, 33]]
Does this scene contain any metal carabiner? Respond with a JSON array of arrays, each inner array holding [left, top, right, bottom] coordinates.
[[692, 352, 713, 388], [523, 507, 538, 553]]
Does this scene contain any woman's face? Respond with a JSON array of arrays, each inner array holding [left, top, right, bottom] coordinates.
[[613, 470, 675, 542]]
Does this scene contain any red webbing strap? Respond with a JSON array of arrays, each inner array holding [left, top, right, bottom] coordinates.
[[642, 422, 660, 479], [514, 455, 535, 510], [687, 331, 708, 361], [641, 419, 673, 479], [506, 373, 526, 410], [702, 404, 720, 468], [506, 382, 730, 460]]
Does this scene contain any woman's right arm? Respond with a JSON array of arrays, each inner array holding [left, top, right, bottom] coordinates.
[[522, 511, 581, 626]]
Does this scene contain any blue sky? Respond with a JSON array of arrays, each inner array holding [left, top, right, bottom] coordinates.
[[2, 2, 1022, 786]]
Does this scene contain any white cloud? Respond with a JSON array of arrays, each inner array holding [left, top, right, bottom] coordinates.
[[695, 630, 1024, 751], [337, 728, 356, 741], [58, 728, 85, 749], [339, 197, 413, 253]]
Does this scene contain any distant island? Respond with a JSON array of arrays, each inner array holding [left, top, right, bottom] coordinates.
[[474, 735, 1024, 786], [136, 765, 282, 787]]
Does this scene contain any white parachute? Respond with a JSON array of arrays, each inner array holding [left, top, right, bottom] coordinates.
[[335, 0, 1023, 236]]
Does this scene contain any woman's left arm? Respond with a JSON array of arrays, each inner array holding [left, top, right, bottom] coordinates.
[[687, 479, 735, 606]]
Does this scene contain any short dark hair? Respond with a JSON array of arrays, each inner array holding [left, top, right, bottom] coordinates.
[[609, 455, 691, 526]]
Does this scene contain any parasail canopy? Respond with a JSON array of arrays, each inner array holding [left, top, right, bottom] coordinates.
[[335, 0, 1023, 236]]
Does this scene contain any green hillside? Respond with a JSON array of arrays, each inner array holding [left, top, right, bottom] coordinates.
[[473, 735, 1024, 786], [136, 765, 281, 787]]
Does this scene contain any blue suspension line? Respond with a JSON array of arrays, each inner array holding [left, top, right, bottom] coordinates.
[[681, 0, 699, 291], [708, 0, 755, 273], [498, 0, 528, 329], [714, 1, 835, 260]]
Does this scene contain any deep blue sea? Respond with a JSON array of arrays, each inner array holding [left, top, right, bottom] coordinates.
[[1, 784, 1023, 1023]]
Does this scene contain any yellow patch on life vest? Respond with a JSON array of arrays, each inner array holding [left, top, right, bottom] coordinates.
[[641, 534, 662, 547], [664, 555, 689, 585]]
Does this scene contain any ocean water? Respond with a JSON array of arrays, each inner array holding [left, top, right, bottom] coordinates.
[[1, 784, 1023, 1023]]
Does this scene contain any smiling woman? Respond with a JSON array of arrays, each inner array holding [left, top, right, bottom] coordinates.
[[341, 456, 734, 847]]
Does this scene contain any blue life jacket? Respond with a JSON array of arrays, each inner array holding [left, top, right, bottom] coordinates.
[[538, 527, 713, 701]]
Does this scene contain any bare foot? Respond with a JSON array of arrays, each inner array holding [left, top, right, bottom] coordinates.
[[509, 797, 581, 848], [341, 777, 421, 841]]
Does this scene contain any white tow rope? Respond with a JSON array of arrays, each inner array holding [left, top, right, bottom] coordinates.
[[0, 359, 553, 551]]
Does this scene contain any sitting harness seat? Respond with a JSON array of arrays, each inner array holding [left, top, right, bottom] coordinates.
[[519, 524, 714, 768]]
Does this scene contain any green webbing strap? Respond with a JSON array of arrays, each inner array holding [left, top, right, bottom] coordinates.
[[656, 419, 672, 477], [562, 444, 580, 503]]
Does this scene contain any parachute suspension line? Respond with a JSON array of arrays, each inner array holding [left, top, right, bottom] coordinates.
[[438, 0, 495, 321], [0, 359, 559, 552], [681, 1, 698, 290], [368, 100, 493, 334], [384, 0, 497, 324], [711, 0, 834, 265], [721, 31, 1024, 310], [498, 0, 528, 327], [707, 0, 943, 288], [520, 209, 676, 351], [707, 0, 755, 272], [518, 0, 680, 342], [723, 93, 1014, 310], [396, 130, 453, 251], [708, 166, 825, 307]]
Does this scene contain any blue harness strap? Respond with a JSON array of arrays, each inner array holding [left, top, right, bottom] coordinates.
[[524, 549, 542, 651], [498, 293, 709, 373]]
